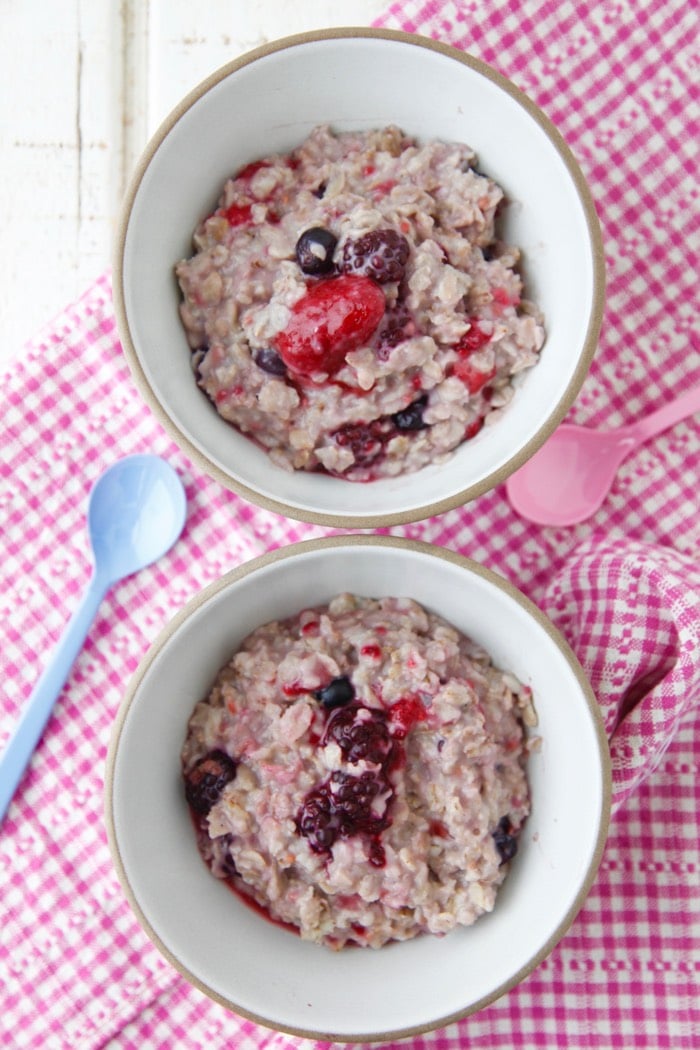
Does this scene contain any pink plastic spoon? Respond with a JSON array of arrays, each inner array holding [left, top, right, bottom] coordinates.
[[506, 382, 700, 526]]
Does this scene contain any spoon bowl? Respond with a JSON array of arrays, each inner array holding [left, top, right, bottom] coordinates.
[[506, 381, 700, 526], [0, 454, 187, 823], [506, 425, 637, 526], [88, 454, 188, 584]]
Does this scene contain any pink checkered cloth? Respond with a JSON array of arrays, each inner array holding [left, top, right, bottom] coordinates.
[[1, 0, 699, 1046]]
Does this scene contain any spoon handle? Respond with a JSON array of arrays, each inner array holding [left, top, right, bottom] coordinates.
[[0, 572, 107, 823], [625, 382, 700, 444]]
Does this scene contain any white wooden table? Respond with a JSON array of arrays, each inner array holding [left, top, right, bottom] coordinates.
[[0, 0, 387, 370]]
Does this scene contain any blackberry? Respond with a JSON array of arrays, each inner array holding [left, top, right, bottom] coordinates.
[[323, 704, 393, 765], [493, 815, 519, 865], [330, 770, 392, 836], [296, 788, 337, 853], [340, 228, 410, 284], [331, 418, 393, 470], [184, 750, 237, 815], [296, 770, 392, 855]]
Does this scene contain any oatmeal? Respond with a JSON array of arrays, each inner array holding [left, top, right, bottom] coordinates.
[[175, 125, 545, 481], [181, 594, 536, 950]]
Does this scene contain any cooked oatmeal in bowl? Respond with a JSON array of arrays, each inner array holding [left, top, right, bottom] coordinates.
[[176, 125, 546, 481], [107, 535, 610, 1038], [181, 593, 537, 950], [116, 29, 604, 526]]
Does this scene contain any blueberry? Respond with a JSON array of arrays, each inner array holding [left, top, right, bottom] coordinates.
[[184, 750, 237, 815], [340, 228, 410, 284], [295, 227, 338, 275], [393, 394, 428, 431], [493, 815, 519, 865], [253, 346, 287, 375], [314, 674, 355, 709]]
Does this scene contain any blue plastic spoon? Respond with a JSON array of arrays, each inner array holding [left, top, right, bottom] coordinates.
[[0, 454, 187, 823]]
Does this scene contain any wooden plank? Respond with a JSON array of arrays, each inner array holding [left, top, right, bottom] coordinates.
[[144, 0, 389, 135], [0, 1, 120, 362], [0, 0, 388, 368]]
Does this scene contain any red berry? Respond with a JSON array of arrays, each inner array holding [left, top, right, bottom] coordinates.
[[453, 320, 494, 394], [389, 696, 427, 739], [235, 159, 270, 181], [456, 319, 491, 354], [454, 358, 495, 394], [464, 416, 485, 440], [361, 643, 382, 659], [274, 276, 385, 378], [222, 203, 253, 227]]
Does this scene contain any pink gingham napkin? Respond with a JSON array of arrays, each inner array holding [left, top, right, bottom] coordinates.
[[1, 0, 699, 1047]]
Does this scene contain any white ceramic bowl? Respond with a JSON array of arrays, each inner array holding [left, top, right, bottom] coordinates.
[[114, 28, 604, 528], [106, 536, 610, 1041]]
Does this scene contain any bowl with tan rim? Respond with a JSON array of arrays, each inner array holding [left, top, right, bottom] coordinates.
[[106, 535, 610, 1041], [115, 28, 604, 527]]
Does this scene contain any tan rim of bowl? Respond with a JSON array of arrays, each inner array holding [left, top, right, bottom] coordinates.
[[105, 535, 612, 1042], [114, 28, 606, 529]]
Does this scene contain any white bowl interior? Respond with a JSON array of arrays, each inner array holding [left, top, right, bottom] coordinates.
[[119, 32, 601, 524], [107, 539, 609, 1040]]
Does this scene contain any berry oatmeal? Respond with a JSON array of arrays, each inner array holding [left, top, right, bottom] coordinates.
[[181, 594, 536, 950], [175, 125, 545, 481]]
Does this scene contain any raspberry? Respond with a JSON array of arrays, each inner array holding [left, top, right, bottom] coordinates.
[[184, 750, 237, 815], [453, 320, 494, 394], [340, 228, 410, 284], [465, 415, 485, 440], [389, 696, 427, 739], [221, 203, 253, 227], [235, 159, 270, 182], [455, 359, 493, 394], [456, 319, 491, 354], [453, 358, 495, 394], [274, 276, 385, 378]]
